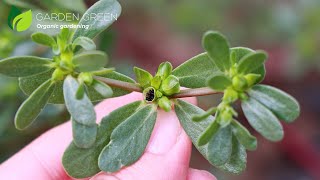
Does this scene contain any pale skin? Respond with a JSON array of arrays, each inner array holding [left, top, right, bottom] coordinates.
[[0, 92, 216, 180]]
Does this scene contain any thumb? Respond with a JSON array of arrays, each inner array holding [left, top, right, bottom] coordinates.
[[91, 97, 205, 180]]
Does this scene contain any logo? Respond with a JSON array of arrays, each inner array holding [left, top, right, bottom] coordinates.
[[7, 6, 32, 32]]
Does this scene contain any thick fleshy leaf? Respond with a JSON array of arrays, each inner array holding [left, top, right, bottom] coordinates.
[[31, 32, 57, 47], [73, 36, 96, 50], [91, 79, 113, 98], [207, 73, 232, 91], [230, 47, 265, 83], [133, 67, 153, 88], [231, 120, 257, 151], [218, 136, 247, 174], [63, 75, 96, 126], [208, 126, 233, 166], [241, 97, 284, 142], [237, 51, 267, 74], [197, 120, 220, 146], [98, 104, 157, 172], [73, 51, 107, 72], [174, 99, 246, 174], [248, 85, 300, 123], [72, 119, 97, 148], [202, 31, 230, 72], [172, 53, 219, 88], [72, 0, 122, 40], [63, 101, 143, 178], [20, 71, 135, 104], [15, 79, 55, 130], [0, 56, 52, 77]]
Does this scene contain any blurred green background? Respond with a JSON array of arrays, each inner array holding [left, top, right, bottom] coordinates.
[[0, 0, 320, 179]]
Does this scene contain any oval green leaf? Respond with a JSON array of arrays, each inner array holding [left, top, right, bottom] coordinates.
[[230, 47, 265, 83], [172, 53, 219, 88], [133, 66, 153, 88], [91, 79, 113, 98], [72, 36, 96, 51], [231, 120, 257, 151], [174, 99, 246, 174], [207, 73, 232, 91], [15, 79, 55, 130], [197, 120, 220, 146], [0, 56, 52, 77], [208, 126, 233, 166], [72, 0, 122, 40], [98, 104, 157, 172], [63, 101, 143, 178], [202, 31, 231, 72], [72, 119, 97, 148], [241, 97, 284, 142], [73, 51, 107, 72], [63, 75, 96, 126], [248, 85, 300, 122], [237, 51, 267, 75], [31, 32, 57, 47]]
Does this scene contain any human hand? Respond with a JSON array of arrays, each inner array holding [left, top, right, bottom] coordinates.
[[0, 92, 216, 180]]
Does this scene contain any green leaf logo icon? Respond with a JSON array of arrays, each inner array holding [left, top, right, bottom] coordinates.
[[7, 6, 32, 32]]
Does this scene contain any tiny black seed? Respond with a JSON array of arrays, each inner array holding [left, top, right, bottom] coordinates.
[[145, 89, 155, 101]]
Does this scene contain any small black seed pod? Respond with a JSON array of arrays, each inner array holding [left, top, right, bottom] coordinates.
[[143, 87, 156, 102]]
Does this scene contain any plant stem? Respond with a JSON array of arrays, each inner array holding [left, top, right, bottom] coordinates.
[[95, 76, 221, 98], [170, 87, 221, 98], [94, 76, 142, 92]]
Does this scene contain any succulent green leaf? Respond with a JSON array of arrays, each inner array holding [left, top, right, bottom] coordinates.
[[73, 51, 107, 72], [15, 79, 55, 130], [218, 136, 247, 174], [207, 126, 233, 166], [91, 79, 113, 98], [202, 31, 231, 72], [230, 47, 265, 83], [133, 67, 153, 88], [31, 32, 57, 47], [151, 75, 162, 89], [63, 75, 96, 126], [20, 71, 135, 104], [98, 104, 157, 172], [13, 10, 32, 32], [73, 36, 96, 50], [161, 75, 180, 96], [192, 107, 217, 122], [248, 85, 300, 122], [207, 73, 232, 91], [172, 53, 219, 88], [63, 101, 143, 178], [72, 0, 122, 40], [174, 99, 246, 174], [72, 119, 97, 148], [75, 83, 85, 100], [241, 97, 284, 142], [158, 96, 172, 112], [197, 120, 220, 146], [156, 61, 172, 79], [231, 120, 257, 151], [237, 51, 267, 74], [0, 56, 52, 77]]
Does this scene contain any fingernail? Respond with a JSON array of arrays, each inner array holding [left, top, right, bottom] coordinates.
[[146, 110, 182, 155]]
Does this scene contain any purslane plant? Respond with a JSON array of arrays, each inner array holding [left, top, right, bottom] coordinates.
[[0, 0, 300, 178]]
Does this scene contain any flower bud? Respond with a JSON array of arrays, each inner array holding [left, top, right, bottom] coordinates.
[[232, 76, 247, 91], [219, 110, 232, 127], [143, 87, 156, 102], [51, 68, 65, 81], [156, 61, 172, 79], [223, 88, 238, 103], [244, 73, 261, 87], [161, 75, 180, 96], [78, 72, 93, 85], [158, 96, 172, 112]]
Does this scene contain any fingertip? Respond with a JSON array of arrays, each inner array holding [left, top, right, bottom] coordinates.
[[187, 168, 216, 180]]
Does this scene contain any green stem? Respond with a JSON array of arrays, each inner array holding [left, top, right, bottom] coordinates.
[[95, 76, 221, 98]]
